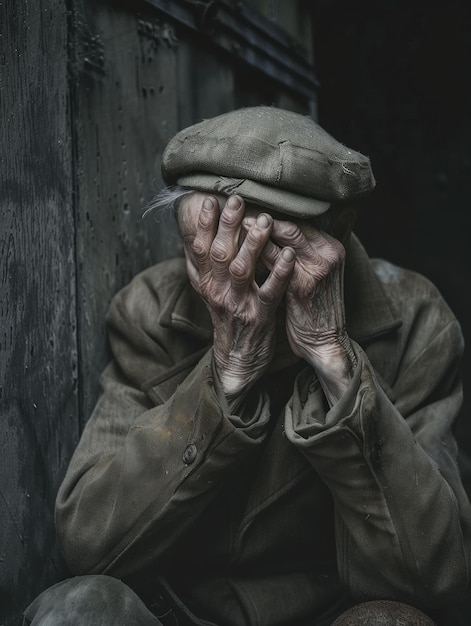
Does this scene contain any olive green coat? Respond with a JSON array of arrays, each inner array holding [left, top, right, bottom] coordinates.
[[55, 236, 471, 625]]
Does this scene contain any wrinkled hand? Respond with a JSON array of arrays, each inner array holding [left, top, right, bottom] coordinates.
[[246, 216, 357, 405], [184, 195, 295, 397]]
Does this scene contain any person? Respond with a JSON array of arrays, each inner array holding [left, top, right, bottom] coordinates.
[[24, 107, 471, 625]]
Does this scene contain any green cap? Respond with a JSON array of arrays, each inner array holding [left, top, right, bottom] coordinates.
[[161, 106, 375, 218]]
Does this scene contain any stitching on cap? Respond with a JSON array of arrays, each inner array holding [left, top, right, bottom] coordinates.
[[216, 177, 244, 193], [342, 164, 357, 176], [277, 140, 290, 184]]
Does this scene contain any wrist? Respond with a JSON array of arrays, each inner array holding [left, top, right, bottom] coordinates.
[[303, 333, 357, 406], [213, 346, 273, 397], [303, 330, 356, 371], [214, 355, 258, 397]]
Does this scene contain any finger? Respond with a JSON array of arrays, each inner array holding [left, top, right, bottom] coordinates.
[[270, 220, 333, 274], [273, 219, 345, 266], [243, 216, 290, 270], [270, 219, 315, 253], [192, 196, 220, 277], [209, 195, 245, 282], [244, 215, 317, 258], [258, 247, 296, 307], [229, 213, 273, 298], [259, 238, 283, 270]]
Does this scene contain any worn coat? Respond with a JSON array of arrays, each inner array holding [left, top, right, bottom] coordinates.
[[55, 235, 471, 625]]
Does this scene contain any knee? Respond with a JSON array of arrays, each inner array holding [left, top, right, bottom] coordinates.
[[23, 575, 159, 625], [331, 600, 437, 625]]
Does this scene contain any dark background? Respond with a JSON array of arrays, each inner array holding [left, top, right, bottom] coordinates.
[[313, 0, 471, 453]]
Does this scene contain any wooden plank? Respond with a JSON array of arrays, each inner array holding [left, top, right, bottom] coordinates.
[[0, 0, 79, 622], [243, 0, 314, 58], [71, 0, 181, 423], [143, 0, 319, 101], [176, 34, 236, 129]]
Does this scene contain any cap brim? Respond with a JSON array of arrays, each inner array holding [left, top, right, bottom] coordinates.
[[177, 173, 331, 218]]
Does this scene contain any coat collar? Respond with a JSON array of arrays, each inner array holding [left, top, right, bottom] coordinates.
[[159, 234, 402, 345], [344, 234, 402, 342], [159, 265, 212, 342]]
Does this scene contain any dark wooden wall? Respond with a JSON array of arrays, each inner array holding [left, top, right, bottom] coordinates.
[[0, 1, 316, 623], [1, 0, 80, 620]]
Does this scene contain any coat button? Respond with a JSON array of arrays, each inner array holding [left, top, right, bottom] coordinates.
[[183, 443, 197, 465]]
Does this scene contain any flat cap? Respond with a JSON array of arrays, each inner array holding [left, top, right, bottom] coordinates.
[[161, 106, 375, 218]]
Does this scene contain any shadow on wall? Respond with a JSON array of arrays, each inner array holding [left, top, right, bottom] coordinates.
[[312, 0, 471, 456]]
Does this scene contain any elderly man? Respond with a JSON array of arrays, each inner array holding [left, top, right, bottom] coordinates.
[[24, 107, 471, 625]]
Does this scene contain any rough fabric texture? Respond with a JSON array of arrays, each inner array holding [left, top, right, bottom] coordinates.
[[331, 600, 437, 625], [23, 575, 161, 625], [53, 235, 471, 625], [161, 106, 375, 217]]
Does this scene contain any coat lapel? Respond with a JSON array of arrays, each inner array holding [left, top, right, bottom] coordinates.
[[344, 234, 402, 342]]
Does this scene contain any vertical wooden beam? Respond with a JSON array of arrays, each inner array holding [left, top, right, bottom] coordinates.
[[0, 0, 79, 622], [176, 36, 235, 129], [70, 0, 181, 422]]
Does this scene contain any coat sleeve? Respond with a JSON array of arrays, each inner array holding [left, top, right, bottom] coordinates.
[[55, 353, 270, 577], [55, 269, 271, 578], [285, 299, 471, 607]]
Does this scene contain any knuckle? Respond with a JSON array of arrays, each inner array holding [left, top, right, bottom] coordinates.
[[285, 223, 299, 235], [198, 210, 214, 228], [246, 228, 266, 246], [229, 258, 250, 281], [219, 210, 239, 227], [210, 240, 230, 264], [285, 223, 303, 242], [191, 238, 207, 259]]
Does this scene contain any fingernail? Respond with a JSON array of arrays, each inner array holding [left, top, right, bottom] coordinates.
[[281, 248, 295, 262], [227, 195, 241, 210], [256, 214, 270, 229], [203, 198, 214, 211]]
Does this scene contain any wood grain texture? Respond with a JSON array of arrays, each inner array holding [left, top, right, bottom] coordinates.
[[71, 0, 181, 423], [0, 0, 79, 622]]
